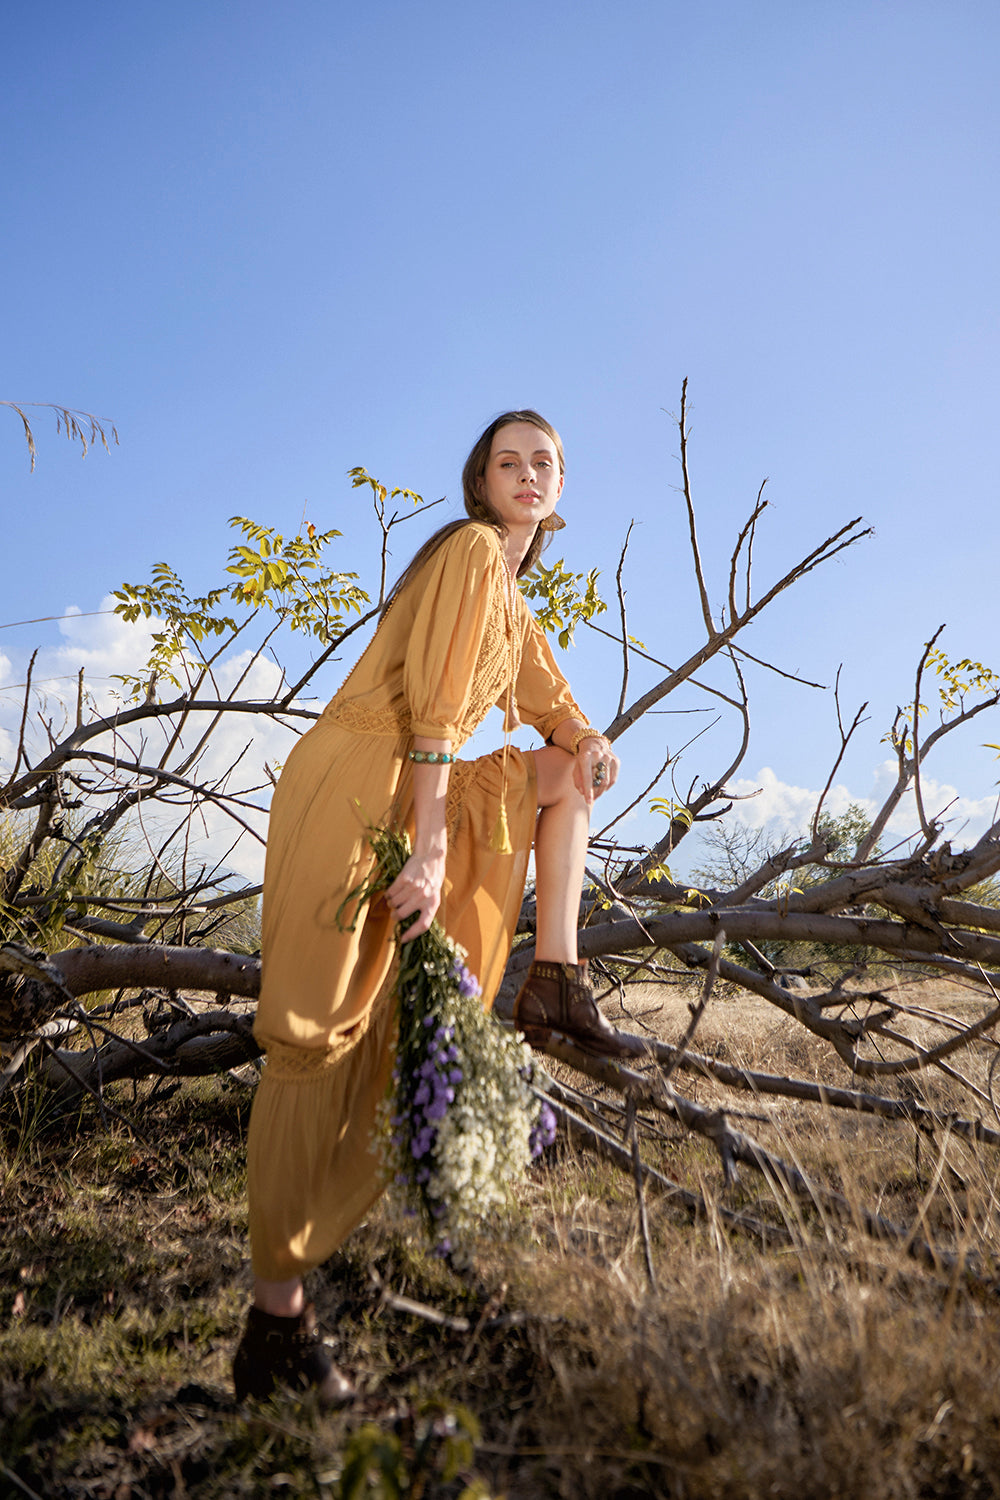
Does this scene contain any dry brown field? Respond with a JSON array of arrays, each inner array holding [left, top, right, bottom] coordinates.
[[4, 975, 1000, 1498]]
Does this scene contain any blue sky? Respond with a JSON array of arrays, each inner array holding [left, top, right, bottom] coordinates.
[[3, 1, 998, 877]]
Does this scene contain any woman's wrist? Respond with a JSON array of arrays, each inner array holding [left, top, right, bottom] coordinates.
[[567, 725, 608, 757], [412, 833, 447, 858]]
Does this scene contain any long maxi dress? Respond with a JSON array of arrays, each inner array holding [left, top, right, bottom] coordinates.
[[247, 522, 588, 1281]]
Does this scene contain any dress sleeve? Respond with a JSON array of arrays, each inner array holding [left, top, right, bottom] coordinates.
[[404, 527, 504, 740], [511, 606, 590, 742]]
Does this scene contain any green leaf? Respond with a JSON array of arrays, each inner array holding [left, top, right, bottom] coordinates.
[[519, 558, 607, 645], [650, 798, 693, 830]]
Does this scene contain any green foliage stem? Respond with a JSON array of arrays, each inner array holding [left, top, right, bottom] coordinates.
[[519, 559, 606, 648]]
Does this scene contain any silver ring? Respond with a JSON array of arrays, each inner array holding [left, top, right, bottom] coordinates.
[[593, 762, 607, 787]]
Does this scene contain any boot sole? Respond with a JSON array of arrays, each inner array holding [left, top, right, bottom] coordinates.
[[519, 1020, 630, 1058]]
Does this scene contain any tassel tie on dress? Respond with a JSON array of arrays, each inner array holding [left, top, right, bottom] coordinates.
[[489, 568, 521, 854]]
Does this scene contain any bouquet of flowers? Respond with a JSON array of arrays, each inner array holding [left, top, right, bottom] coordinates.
[[342, 825, 556, 1254]]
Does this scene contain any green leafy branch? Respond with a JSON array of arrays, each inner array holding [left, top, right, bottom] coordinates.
[[519, 560, 607, 648], [649, 797, 693, 833], [111, 514, 374, 698], [225, 515, 370, 640], [641, 799, 695, 887], [926, 647, 1000, 713], [884, 643, 1000, 756], [347, 465, 424, 519], [112, 564, 238, 697]]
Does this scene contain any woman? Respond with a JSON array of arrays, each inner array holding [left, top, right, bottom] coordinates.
[[233, 410, 622, 1402]]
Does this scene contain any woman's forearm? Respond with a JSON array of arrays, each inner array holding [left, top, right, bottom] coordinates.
[[409, 735, 452, 856], [385, 736, 452, 940]]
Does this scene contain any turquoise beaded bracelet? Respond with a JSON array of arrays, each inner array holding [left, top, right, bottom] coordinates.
[[408, 750, 456, 765]]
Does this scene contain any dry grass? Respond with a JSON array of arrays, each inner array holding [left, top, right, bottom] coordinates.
[[4, 979, 1000, 1497]]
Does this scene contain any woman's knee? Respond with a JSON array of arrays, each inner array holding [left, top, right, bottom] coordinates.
[[533, 745, 582, 808]]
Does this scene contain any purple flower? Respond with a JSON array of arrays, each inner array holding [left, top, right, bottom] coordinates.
[[451, 960, 481, 1000], [530, 1101, 557, 1158]]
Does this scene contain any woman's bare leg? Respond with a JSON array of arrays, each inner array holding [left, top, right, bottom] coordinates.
[[532, 745, 590, 963], [518, 745, 623, 1054], [253, 1276, 305, 1317]]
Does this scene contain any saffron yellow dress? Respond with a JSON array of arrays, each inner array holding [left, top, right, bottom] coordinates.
[[247, 523, 587, 1280]]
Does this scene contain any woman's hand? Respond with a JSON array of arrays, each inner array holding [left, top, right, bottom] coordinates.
[[385, 849, 447, 943], [573, 734, 619, 806]]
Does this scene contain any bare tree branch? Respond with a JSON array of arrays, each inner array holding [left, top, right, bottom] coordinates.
[[675, 379, 716, 636], [614, 521, 635, 718]]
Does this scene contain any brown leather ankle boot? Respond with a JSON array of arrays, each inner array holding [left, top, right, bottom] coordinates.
[[513, 960, 623, 1056], [232, 1303, 354, 1405]]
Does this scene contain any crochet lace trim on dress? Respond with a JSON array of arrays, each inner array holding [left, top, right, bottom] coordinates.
[[260, 971, 397, 1082]]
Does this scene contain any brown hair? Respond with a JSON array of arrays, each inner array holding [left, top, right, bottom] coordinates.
[[382, 409, 564, 612]]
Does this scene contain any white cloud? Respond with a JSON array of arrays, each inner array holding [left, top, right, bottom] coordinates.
[[1, 599, 158, 736], [720, 768, 871, 840], [714, 761, 998, 854], [871, 759, 1000, 851]]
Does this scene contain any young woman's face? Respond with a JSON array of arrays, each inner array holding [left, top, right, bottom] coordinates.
[[481, 421, 563, 533]]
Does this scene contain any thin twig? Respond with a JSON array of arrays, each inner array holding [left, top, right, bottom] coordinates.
[[614, 521, 635, 718], [660, 929, 724, 1083], [675, 380, 716, 636], [912, 626, 947, 843], [1, 649, 37, 794], [369, 1268, 471, 1332], [625, 1096, 658, 1290], [810, 671, 869, 843]]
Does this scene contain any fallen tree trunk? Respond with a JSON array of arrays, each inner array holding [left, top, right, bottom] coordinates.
[[41, 1008, 259, 1097]]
